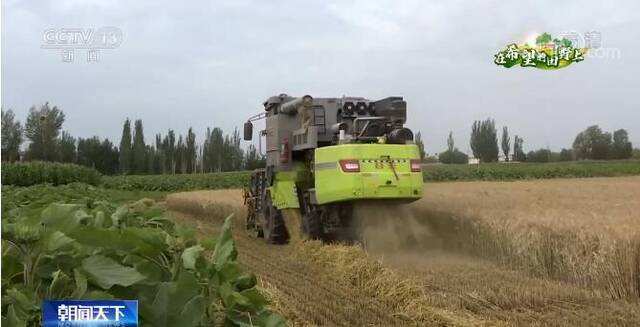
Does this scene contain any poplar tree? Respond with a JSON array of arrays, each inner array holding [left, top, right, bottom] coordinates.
[[470, 118, 499, 162], [501, 126, 510, 161], [132, 119, 147, 174], [119, 118, 133, 174]]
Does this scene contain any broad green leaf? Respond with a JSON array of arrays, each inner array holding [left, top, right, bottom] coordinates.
[[3, 223, 41, 244], [134, 276, 203, 324], [94, 211, 105, 227], [224, 287, 269, 311], [122, 227, 168, 255], [214, 262, 241, 285], [42, 230, 75, 252], [110, 205, 129, 228], [174, 224, 195, 241], [3, 305, 27, 327], [69, 227, 165, 257], [4, 288, 38, 320], [238, 288, 268, 307], [136, 284, 160, 323], [71, 269, 88, 298], [174, 295, 205, 327], [259, 313, 288, 327], [48, 270, 73, 299], [226, 310, 287, 327], [199, 237, 217, 251], [181, 245, 204, 270], [134, 260, 166, 284], [81, 255, 145, 289], [40, 204, 90, 232], [1, 244, 23, 281], [218, 282, 238, 308], [143, 216, 172, 229], [80, 290, 115, 300], [150, 283, 170, 326], [234, 274, 257, 291], [68, 227, 133, 251], [172, 272, 200, 311], [35, 256, 74, 280], [213, 215, 237, 266]]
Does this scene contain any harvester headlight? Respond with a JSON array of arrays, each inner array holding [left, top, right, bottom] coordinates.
[[410, 159, 422, 172], [339, 159, 360, 172]]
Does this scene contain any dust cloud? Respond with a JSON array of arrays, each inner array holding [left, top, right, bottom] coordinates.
[[352, 201, 442, 255]]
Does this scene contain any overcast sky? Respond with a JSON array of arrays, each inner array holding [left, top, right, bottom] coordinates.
[[2, 0, 639, 154]]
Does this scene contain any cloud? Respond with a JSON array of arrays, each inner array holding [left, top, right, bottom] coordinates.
[[2, 0, 639, 153]]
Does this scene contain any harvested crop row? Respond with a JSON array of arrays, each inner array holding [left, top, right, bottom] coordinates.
[[167, 207, 408, 326], [166, 191, 496, 326]]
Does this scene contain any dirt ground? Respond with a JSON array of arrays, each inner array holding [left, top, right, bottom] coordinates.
[[165, 177, 640, 326]]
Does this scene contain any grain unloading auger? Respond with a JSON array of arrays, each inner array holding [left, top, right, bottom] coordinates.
[[242, 94, 424, 243]]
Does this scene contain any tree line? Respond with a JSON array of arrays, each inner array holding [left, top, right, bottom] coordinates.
[[1, 103, 265, 174], [2, 104, 636, 171], [415, 118, 635, 164]]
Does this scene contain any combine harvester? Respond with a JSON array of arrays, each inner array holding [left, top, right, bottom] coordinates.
[[243, 94, 424, 243]]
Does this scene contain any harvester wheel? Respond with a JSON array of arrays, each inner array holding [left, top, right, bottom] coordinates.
[[262, 193, 288, 244], [244, 190, 263, 238], [302, 211, 324, 240]]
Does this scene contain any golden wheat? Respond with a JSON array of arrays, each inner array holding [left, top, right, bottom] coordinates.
[[165, 178, 640, 325], [411, 176, 640, 299]]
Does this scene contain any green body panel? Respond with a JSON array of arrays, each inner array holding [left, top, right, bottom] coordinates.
[[314, 144, 423, 204], [268, 163, 307, 209], [270, 180, 299, 209]]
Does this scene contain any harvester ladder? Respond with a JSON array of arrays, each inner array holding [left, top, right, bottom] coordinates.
[[313, 106, 326, 135]]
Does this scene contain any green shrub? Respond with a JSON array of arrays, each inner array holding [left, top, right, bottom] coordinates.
[[100, 160, 640, 192], [423, 160, 640, 182], [526, 149, 552, 163], [559, 149, 573, 161], [438, 149, 469, 164], [1, 161, 102, 186], [102, 171, 251, 192]]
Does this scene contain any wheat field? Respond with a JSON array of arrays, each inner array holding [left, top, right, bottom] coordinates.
[[166, 176, 640, 325], [411, 176, 640, 299]]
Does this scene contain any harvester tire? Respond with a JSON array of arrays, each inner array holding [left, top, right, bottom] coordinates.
[[302, 211, 324, 240], [262, 193, 288, 244]]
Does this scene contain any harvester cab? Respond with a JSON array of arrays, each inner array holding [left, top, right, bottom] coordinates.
[[243, 94, 424, 243]]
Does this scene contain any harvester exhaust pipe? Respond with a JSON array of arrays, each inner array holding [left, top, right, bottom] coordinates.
[[280, 95, 313, 115]]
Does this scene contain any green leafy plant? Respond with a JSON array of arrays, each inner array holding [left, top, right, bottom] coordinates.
[[423, 160, 640, 182], [1, 161, 101, 187], [1, 184, 285, 326], [100, 160, 640, 191], [101, 171, 251, 192]]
